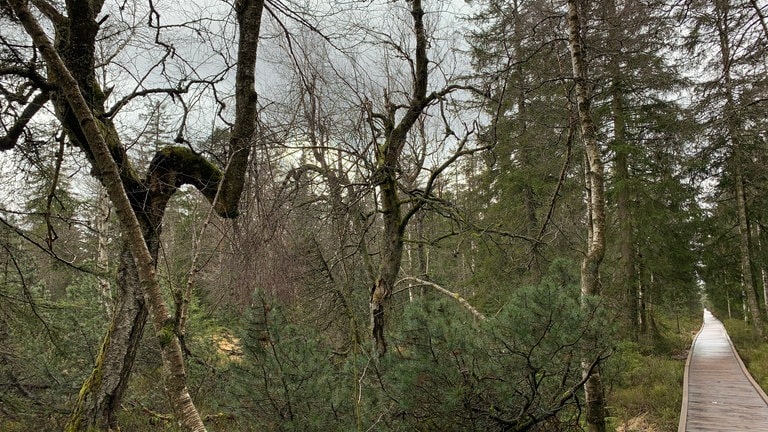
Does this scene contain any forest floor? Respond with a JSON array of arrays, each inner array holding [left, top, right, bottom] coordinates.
[[722, 318, 768, 393], [615, 413, 659, 432], [608, 311, 700, 432]]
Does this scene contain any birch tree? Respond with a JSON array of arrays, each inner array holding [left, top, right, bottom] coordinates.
[[353, 0, 480, 356], [566, 0, 607, 430]]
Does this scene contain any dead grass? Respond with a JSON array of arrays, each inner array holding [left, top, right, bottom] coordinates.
[[615, 412, 660, 432]]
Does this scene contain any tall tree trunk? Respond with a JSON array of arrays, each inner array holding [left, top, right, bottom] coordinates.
[[735, 168, 761, 331], [67, 211, 170, 431], [637, 252, 647, 335], [757, 225, 768, 314], [606, 0, 638, 338], [566, 0, 608, 430], [612, 76, 638, 336], [512, 2, 537, 238], [371, 171, 404, 355], [512, 0, 542, 278], [368, 0, 430, 356], [714, 0, 763, 335]]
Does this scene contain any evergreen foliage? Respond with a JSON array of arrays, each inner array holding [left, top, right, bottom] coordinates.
[[0, 0, 765, 430]]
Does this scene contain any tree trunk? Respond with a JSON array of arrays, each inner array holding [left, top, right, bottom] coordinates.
[[637, 252, 647, 335], [566, 0, 608, 430], [369, 0, 430, 356], [95, 189, 113, 318], [735, 170, 761, 332], [612, 82, 638, 335], [714, 0, 763, 335], [66, 246, 148, 432], [513, 2, 541, 278], [371, 170, 404, 356], [67, 209, 169, 431], [757, 225, 768, 315], [606, 0, 638, 338]]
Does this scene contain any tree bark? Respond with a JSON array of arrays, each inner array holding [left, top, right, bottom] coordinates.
[[757, 225, 768, 315], [735, 167, 761, 332], [606, 0, 639, 337], [95, 189, 113, 318], [566, 0, 608, 430], [369, 0, 430, 356], [67, 245, 148, 432], [7, 0, 264, 429], [714, 0, 763, 335]]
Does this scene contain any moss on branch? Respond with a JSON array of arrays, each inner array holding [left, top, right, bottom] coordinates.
[[146, 146, 237, 218]]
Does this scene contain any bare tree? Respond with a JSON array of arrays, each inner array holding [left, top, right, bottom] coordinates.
[[362, 0, 482, 356], [274, 1, 483, 356], [1, 0, 265, 429]]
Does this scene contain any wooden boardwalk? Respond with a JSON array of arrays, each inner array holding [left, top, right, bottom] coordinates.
[[679, 309, 768, 431]]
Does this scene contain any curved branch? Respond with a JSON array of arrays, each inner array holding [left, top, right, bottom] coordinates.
[[395, 276, 486, 321], [144, 146, 225, 217], [0, 90, 50, 150]]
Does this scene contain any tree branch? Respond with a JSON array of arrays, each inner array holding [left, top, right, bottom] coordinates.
[[399, 131, 485, 231], [219, 0, 265, 217], [30, 0, 66, 26], [0, 90, 49, 150], [143, 146, 225, 217], [395, 276, 486, 321], [104, 87, 189, 118]]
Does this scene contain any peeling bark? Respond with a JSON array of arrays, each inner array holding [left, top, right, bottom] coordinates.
[[566, 0, 607, 430]]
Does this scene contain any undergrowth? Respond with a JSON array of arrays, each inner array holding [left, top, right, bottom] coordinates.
[[722, 318, 768, 392], [606, 311, 700, 432]]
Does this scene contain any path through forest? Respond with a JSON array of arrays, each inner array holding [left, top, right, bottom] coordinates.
[[678, 310, 768, 431]]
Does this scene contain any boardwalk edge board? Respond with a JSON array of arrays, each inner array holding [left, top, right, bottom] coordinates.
[[721, 320, 768, 405], [678, 315, 704, 432]]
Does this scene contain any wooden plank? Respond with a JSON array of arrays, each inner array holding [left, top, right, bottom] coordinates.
[[679, 309, 768, 431]]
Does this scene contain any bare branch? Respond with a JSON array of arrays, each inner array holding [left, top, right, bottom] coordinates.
[[0, 90, 49, 150], [104, 87, 188, 118], [0, 215, 101, 276], [30, 0, 66, 26], [395, 276, 486, 321], [400, 130, 485, 230]]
